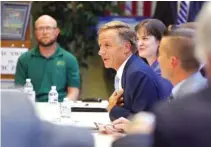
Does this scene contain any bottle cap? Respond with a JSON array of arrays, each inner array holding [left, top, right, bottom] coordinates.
[[51, 86, 56, 90], [26, 79, 31, 82], [63, 98, 68, 102]]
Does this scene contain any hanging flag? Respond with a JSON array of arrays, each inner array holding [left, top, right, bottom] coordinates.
[[123, 1, 155, 17], [106, 1, 157, 17]]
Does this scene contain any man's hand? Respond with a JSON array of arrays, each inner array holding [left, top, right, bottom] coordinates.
[[98, 117, 130, 139], [112, 117, 131, 132], [117, 97, 124, 107], [107, 89, 124, 112], [98, 123, 125, 139], [97, 117, 130, 134], [126, 112, 156, 134]]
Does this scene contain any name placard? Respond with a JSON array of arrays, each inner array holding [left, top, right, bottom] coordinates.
[[1, 47, 28, 74]]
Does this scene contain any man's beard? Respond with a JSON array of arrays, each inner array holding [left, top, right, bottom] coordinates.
[[37, 38, 56, 47]]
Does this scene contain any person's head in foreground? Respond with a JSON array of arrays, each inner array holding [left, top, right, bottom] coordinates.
[[195, 2, 211, 81]]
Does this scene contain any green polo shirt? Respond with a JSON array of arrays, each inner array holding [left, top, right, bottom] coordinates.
[[15, 44, 80, 102]]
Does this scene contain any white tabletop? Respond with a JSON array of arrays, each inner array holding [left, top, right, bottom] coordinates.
[[34, 102, 115, 147], [35, 102, 110, 127]]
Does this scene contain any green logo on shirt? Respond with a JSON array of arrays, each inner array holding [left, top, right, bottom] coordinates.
[[56, 61, 65, 66]]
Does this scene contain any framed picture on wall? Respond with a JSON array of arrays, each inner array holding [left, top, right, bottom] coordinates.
[[1, 2, 32, 40]]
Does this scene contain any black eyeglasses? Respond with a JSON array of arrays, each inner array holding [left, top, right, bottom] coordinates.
[[35, 26, 56, 32]]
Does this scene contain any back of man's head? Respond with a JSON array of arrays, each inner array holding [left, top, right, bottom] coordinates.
[[168, 22, 197, 32], [1, 89, 41, 147], [196, 2, 211, 80], [163, 28, 200, 73]]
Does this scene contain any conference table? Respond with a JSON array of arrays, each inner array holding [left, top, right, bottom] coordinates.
[[34, 101, 116, 147]]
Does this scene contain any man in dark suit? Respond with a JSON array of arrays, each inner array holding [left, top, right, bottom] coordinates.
[[153, 1, 204, 27], [98, 21, 163, 121], [152, 3, 211, 147], [100, 27, 207, 135], [1, 89, 94, 147], [112, 3, 211, 147], [112, 134, 152, 147]]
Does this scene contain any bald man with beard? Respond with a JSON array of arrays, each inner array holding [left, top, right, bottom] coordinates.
[[15, 15, 80, 102]]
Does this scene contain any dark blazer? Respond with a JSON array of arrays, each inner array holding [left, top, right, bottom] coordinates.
[[151, 60, 173, 99], [109, 55, 163, 121], [153, 1, 204, 26], [153, 84, 211, 147], [112, 134, 152, 147]]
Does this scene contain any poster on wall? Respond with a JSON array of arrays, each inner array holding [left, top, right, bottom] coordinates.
[[1, 2, 32, 40], [1, 47, 28, 74]]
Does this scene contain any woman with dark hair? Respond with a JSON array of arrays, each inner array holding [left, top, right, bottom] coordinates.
[[135, 19, 173, 99]]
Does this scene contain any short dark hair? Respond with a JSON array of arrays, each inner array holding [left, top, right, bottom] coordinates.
[[163, 28, 200, 72], [135, 19, 167, 41]]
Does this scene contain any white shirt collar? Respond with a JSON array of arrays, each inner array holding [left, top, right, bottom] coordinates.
[[115, 54, 132, 90]]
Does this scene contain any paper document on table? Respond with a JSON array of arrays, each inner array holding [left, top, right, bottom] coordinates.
[[73, 120, 97, 129], [50, 118, 97, 129]]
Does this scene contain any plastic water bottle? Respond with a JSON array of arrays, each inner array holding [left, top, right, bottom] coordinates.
[[24, 79, 36, 103], [24, 79, 33, 93], [48, 86, 60, 122], [48, 86, 59, 104], [60, 98, 72, 118]]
